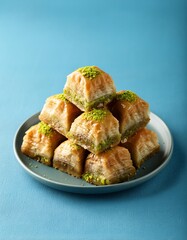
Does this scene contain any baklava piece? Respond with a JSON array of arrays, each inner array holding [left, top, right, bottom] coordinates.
[[53, 140, 87, 178], [83, 146, 136, 185], [39, 93, 81, 137], [122, 128, 160, 168], [21, 122, 65, 166], [68, 109, 121, 154], [63, 66, 116, 111], [110, 90, 150, 142]]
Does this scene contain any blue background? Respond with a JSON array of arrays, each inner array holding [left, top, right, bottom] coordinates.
[[0, 0, 186, 239]]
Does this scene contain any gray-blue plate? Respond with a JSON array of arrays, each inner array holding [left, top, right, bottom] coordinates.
[[13, 112, 173, 194]]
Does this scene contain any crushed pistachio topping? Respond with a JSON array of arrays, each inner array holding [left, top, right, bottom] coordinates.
[[82, 109, 108, 121], [82, 173, 110, 185], [54, 93, 68, 101], [64, 88, 115, 111], [96, 135, 121, 152], [41, 156, 50, 164], [78, 66, 101, 80], [117, 90, 137, 102], [69, 141, 82, 151], [82, 173, 93, 182], [38, 122, 53, 136]]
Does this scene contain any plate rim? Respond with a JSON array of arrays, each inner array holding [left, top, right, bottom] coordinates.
[[13, 112, 173, 194]]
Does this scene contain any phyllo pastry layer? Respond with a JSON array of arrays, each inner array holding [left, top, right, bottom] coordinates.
[[21, 122, 65, 166], [83, 146, 136, 185], [68, 109, 121, 154], [110, 90, 150, 142], [39, 93, 81, 137], [122, 128, 160, 168], [53, 140, 87, 178], [63, 66, 116, 111]]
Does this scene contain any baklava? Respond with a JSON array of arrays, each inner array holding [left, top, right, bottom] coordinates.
[[110, 90, 150, 142], [39, 93, 81, 137], [122, 128, 160, 168], [83, 146, 136, 185], [68, 109, 121, 154], [21, 122, 65, 166], [53, 140, 86, 178], [63, 66, 116, 111]]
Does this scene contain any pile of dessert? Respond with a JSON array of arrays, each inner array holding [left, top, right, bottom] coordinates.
[[21, 66, 160, 185]]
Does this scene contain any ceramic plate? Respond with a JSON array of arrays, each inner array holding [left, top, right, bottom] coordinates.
[[13, 112, 173, 194]]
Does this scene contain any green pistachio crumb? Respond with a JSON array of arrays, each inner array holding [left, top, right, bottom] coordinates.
[[82, 173, 109, 185], [117, 90, 137, 102], [82, 109, 108, 121], [38, 122, 53, 136], [40, 156, 50, 164], [96, 134, 121, 152], [78, 66, 101, 80], [70, 142, 82, 151], [82, 173, 93, 182], [54, 93, 68, 101], [100, 178, 110, 185]]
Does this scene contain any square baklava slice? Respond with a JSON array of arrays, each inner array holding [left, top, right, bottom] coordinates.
[[63, 66, 116, 111], [21, 122, 65, 166], [68, 109, 121, 154], [122, 128, 160, 168], [39, 93, 81, 137], [53, 140, 87, 178], [83, 146, 136, 185], [110, 90, 150, 142]]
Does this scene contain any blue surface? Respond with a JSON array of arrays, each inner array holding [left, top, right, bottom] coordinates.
[[0, 0, 186, 239]]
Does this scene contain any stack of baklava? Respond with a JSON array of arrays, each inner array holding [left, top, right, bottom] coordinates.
[[21, 66, 160, 185]]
